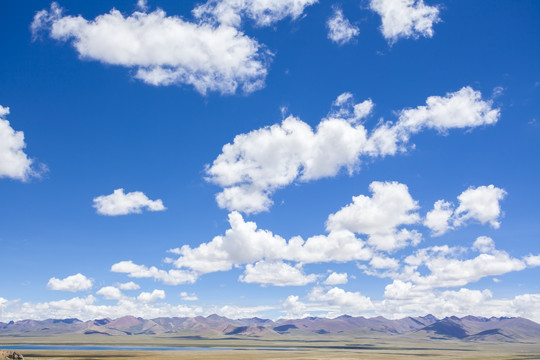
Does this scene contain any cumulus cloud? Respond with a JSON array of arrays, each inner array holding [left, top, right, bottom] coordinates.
[[369, 255, 400, 269], [370, 0, 440, 43], [425, 185, 506, 236], [0, 295, 202, 322], [32, 3, 269, 95], [309, 286, 374, 314], [193, 0, 317, 27], [180, 292, 199, 301], [400, 239, 526, 289], [329, 94, 374, 124], [205, 304, 275, 319], [136, 0, 148, 11], [137, 289, 166, 303], [394, 87, 500, 135], [239, 261, 318, 286], [206, 93, 372, 213], [116, 281, 140, 291], [424, 200, 453, 236], [96, 286, 123, 300], [323, 272, 348, 285], [454, 185, 506, 228], [111, 261, 198, 285], [378, 284, 540, 323], [327, 8, 359, 45], [472, 236, 496, 253], [327, 181, 421, 251], [93, 188, 166, 216], [160, 180, 509, 286], [282, 295, 309, 318], [170, 210, 371, 276], [207, 87, 499, 213], [524, 254, 540, 267], [123, 181, 431, 287], [4, 289, 540, 323], [359, 235, 536, 296], [0, 105, 40, 181], [381, 283, 496, 318], [47, 273, 93, 292], [113, 179, 517, 294]]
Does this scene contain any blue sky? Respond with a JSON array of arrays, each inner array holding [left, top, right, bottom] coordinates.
[[0, 0, 539, 321]]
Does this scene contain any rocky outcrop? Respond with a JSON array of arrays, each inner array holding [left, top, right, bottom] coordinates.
[[0, 350, 24, 359]]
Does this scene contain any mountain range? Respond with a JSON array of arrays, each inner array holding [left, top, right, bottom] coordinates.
[[1, 315, 539, 342]]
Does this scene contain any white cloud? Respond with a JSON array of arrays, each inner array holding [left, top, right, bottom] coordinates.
[[96, 286, 123, 300], [282, 295, 309, 318], [47, 273, 93, 292], [424, 185, 506, 236], [370, 0, 440, 43], [309, 286, 374, 314], [383, 279, 420, 300], [402, 239, 526, 289], [207, 87, 499, 214], [380, 283, 497, 318], [454, 185, 506, 228], [360, 236, 534, 294], [329, 93, 374, 124], [239, 261, 318, 286], [167, 180, 509, 284], [327, 181, 421, 251], [93, 188, 166, 216], [208, 115, 369, 213], [0, 297, 9, 315], [111, 261, 198, 285], [4, 289, 540, 323], [131, 180, 514, 292], [116, 281, 140, 291], [171, 210, 371, 276], [137, 289, 166, 303], [327, 8, 359, 45], [394, 87, 500, 136], [424, 200, 453, 236], [369, 255, 400, 269], [193, 0, 318, 28], [524, 254, 540, 267], [136, 0, 148, 11], [377, 284, 540, 324], [472, 236, 496, 253], [511, 294, 540, 322], [323, 272, 348, 285], [205, 304, 275, 319], [180, 292, 199, 301], [205, 93, 374, 214], [0, 295, 202, 322], [0, 105, 39, 181], [32, 3, 269, 95]]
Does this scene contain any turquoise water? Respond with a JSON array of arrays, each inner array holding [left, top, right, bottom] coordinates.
[[1, 345, 294, 351]]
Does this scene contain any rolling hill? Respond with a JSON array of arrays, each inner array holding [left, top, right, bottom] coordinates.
[[1, 314, 539, 342]]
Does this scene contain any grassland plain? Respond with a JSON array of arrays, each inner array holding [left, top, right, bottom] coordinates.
[[1, 334, 540, 360]]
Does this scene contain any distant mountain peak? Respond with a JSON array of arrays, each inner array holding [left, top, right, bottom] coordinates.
[[1, 315, 538, 342]]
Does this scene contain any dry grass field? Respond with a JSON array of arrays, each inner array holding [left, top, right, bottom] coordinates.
[[1, 334, 540, 359]]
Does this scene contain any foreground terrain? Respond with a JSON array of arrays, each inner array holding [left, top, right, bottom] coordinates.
[[1, 334, 540, 360], [1, 315, 540, 359]]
